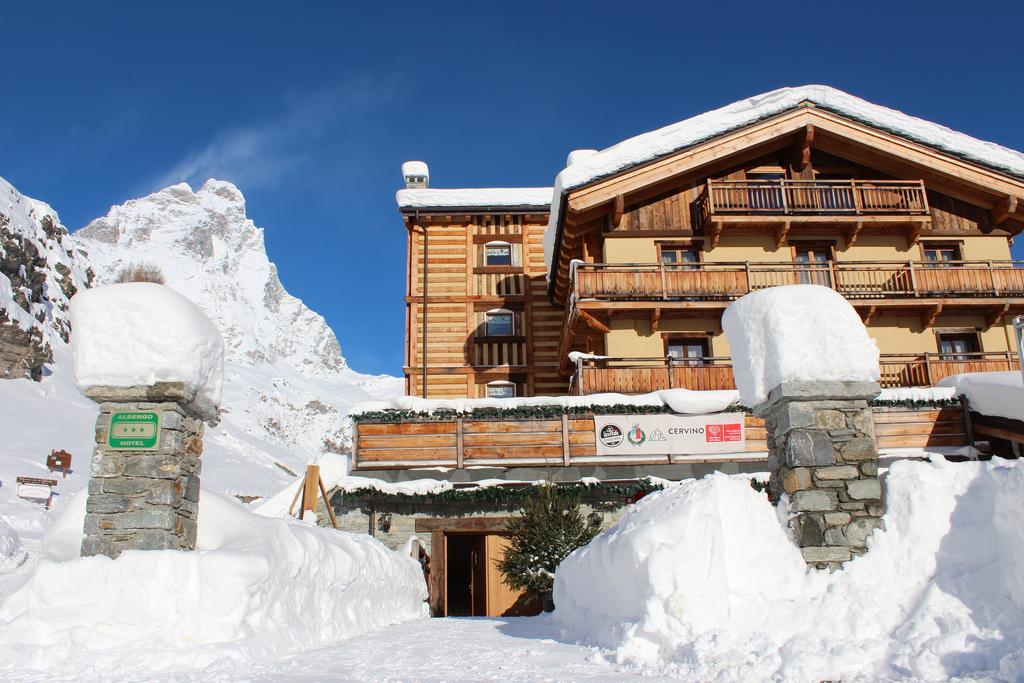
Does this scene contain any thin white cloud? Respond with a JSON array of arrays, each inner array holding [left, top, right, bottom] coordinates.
[[150, 78, 396, 193]]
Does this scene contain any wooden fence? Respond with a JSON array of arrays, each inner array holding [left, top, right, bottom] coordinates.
[[352, 405, 968, 471], [573, 261, 1024, 302]]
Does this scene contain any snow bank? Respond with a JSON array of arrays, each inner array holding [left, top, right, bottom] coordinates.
[[0, 517, 26, 573], [543, 84, 1024, 275], [554, 457, 1024, 680], [352, 387, 740, 417], [939, 370, 1024, 422], [0, 488, 427, 674], [396, 187, 553, 210], [722, 285, 880, 406], [71, 282, 225, 406]]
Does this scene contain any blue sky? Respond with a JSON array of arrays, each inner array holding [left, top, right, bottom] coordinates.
[[3, 1, 1023, 376]]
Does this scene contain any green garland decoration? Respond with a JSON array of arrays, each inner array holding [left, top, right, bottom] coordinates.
[[330, 478, 664, 508], [869, 397, 960, 409], [353, 396, 958, 424]]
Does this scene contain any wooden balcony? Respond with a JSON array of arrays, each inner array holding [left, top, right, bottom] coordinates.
[[697, 179, 930, 245], [572, 353, 1019, 395], [572, 260, 1024, 310]]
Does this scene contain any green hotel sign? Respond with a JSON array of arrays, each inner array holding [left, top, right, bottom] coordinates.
[[108, 411, 161, 450]]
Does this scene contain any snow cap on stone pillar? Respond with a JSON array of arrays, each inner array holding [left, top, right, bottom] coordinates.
[[722, 284, 880, 408], [70, 282, 224, 420]]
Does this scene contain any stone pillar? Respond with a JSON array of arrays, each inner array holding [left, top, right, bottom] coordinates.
[[80, 382, 208, 558], [754, 381, 884, 569]]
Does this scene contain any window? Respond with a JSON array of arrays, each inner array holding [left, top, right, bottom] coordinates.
[[666, 337, 710, 366], [659, 244, 700, 270], [484, 309, 514, 336], [937, 332, 980, 360], [485, 381, 516, 399], [793, 243, 834, 286], [923, 243, 962, 267], [483, 241, 512, 267]]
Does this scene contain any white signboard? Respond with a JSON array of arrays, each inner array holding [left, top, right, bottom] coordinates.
[[594, 413, 745, 457]]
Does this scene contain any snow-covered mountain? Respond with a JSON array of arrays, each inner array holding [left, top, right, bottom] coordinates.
[[76, 179, 345, 375], [71, 180, 402, 495], [0, 177, 92, 379], [0, 177, 401, 535]]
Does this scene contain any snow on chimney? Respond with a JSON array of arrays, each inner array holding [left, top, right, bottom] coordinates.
[[402, 161, 429, 189]]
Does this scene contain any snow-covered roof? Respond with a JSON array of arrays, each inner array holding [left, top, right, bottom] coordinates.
[[543, 84, 1024, 279], [396, 187, 553, 211]]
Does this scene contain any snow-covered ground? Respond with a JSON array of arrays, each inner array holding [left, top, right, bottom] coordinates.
[[555, 457, 1024, 681]]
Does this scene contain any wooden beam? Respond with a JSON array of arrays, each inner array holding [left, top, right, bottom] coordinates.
[[921, 303, 943, 327], [990, 195, 1019, 227], [578, 309, 611, 334], [985, 304, 1010, 330], [845, 220, 864, 247], [861, 304, 877, 325], [416, 517, 514, 533], [709, 220, 724, 248], [791, 124, 815, 175], [650, 307, 662, 332], [611, 194, 625, 228], [775, 220, 792, 248], [907, 219, 927, 248]]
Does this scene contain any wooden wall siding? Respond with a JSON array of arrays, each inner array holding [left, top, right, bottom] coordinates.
[[928, 191, 992, 233], [406, 211, 571, 398], [618, 183, 702, 233], [473, 273, 525, 296], [353, 406, 967, 470], [474, 213, 526, 236], [604, 151, 997, 238], [473, 341, 525, 367]]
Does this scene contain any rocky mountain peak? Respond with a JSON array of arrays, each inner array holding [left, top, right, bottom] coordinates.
[[0, 176, 93, 379], [74, 179, 348, 374]]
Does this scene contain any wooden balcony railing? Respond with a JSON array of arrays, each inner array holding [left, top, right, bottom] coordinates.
[[572, 260, 1024, 303], [572, 352, 1019, 395], [698, 179, 929, 223]]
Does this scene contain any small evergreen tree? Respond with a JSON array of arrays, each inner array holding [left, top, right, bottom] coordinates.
[[497, 483, 600, 607]]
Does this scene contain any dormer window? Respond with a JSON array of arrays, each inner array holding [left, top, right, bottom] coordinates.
[[484, 241, 513, 267], [485, 381, 516, 399], [484, 308, 515, 336]]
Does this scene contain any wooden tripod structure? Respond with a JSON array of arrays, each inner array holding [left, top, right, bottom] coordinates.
[[287, 464, 338, 529]]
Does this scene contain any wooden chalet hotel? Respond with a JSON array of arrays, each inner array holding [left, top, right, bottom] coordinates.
[[345, 86, 1024, 616]]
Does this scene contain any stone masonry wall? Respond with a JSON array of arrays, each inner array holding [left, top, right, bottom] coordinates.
[[81, 392, 204, 558], [758, 382, 884, 569]]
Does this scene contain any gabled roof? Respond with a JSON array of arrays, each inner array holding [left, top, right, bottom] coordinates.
[[397, 187, 552, 212], [543, 85, 1024, 278]]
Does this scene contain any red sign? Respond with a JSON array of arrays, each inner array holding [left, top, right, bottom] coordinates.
[[706, 422, 742, 443], [723, 423, 742, 442]]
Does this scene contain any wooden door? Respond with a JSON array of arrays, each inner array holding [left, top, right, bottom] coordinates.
[[484, 534, 540, 617], [470, 535, 487, 616]]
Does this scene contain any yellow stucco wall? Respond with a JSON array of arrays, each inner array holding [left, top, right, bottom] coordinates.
[[604, 315, 1014, 358], [602, 233, 1013, 264], [599, 232, 1016, 360]]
